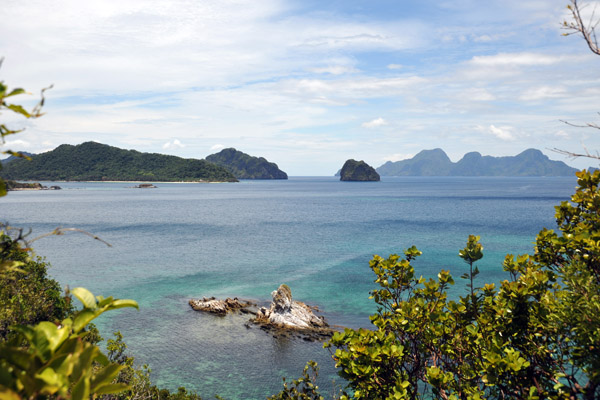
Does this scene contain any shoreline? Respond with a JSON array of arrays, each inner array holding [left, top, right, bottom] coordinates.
[[11, 180, 234, 184]]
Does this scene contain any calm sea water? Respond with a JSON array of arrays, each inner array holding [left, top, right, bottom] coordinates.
[[1, 176, 576, 399]]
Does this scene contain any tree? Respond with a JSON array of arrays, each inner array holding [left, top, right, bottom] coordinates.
[[553, 0, 600, 160], [324, 169, 599, 399]]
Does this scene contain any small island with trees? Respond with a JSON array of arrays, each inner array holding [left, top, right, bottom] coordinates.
[[340, 159, 380, 181]]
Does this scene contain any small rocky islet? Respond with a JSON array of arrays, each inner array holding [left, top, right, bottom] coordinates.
[[189, 284, 337, 341], [339, 159, 380, 181]]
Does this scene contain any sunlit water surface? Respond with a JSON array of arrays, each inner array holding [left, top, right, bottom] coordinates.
[[1, 176, 576, 399]]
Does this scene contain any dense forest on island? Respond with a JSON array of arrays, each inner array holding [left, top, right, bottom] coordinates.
[[0, 142, 238, 182], [339, 159, 380, 181], [206, 148, 288, 179]]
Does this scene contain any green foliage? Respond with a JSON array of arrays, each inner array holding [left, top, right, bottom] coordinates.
[[0, 286, 138, 399], [325, 170, 600, 399], [0, 228, 73, 341], [1, 141, 238, 182], [206, 147, 288, 179], [268, 361, 327, 400]]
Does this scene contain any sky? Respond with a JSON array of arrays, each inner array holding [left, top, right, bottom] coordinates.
[[1, 0, 599, 175]]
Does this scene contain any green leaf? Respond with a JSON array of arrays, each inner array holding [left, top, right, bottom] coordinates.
[[73, 309, 98, 333], [71, 287, 97, 309], [72, 376, 90, 400], [107, 299, 139, 311], [5, 88, 26, 98], [6, 104, 31, 118], [90, 364, 123, 391], [35, 367, 63, 391], [94, 383, 130, 395], [0, 387, 21, 400]]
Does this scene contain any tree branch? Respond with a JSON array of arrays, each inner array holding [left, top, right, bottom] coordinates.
[[563, 0, 600, 55]]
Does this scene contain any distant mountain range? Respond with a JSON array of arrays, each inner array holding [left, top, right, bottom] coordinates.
[[0, 142, 238, 182], [376, 149, 579, 176], [206, 148, 287, 179]]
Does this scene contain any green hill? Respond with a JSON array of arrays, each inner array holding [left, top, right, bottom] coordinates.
[[0, 142, 238, 182], [205, 148, 287, 179], [376, 148, 579, 176]]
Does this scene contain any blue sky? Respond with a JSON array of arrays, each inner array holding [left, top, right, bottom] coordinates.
[[1, 0, 599, 175]]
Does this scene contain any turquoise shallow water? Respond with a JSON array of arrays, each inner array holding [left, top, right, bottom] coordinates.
[[1, 176, 576, 398]]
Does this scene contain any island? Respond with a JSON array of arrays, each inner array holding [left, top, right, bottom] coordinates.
[[205, 148, 288, 179], [0, 142, 238, 182], [376, 148, 579, 176], [340, 159, 380, 181]]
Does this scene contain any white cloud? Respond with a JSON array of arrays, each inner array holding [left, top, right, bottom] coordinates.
[[162, 139, 185, 149], [460, 88, 496, 101], [2, 139, 31, 149], [383, 153, 413, 162], [387, 64, 403, 70], [469, 52, 563, 67], [520, 86, 567, 101], [362, 117, 388, 128], [210, 144, 225, 151], [489, 125, 515, 141], [309, 66, 359, 75]]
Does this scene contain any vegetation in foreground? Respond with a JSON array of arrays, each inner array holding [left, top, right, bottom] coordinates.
[[271, 169, 599, 399]]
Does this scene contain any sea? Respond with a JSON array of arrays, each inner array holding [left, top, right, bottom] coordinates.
[[0, 176, 577, 399]]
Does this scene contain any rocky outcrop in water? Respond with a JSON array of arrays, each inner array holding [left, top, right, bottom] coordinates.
[[189, 285, 337, 341], [189, 297, 255, 315], [251, 284, 335, 340]]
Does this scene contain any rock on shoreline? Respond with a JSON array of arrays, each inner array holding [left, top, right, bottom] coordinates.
[[5, 180, 61, 191]]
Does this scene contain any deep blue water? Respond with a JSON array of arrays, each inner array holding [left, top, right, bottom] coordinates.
[[0, 176, 576, 399]]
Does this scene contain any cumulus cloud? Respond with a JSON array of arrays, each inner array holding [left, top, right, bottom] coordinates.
[[387, 64, 403, 69], [489, 125, 515, 141], [162, 139, 185, 149], [362, 117, 388, 128], [210, 144, 225, 151]]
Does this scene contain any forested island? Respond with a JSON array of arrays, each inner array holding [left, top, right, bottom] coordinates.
[[340, 159, 380, 181], [206, 148, 288, 179], [0, 142, 238, 182], [376, 148, 579, 176]]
